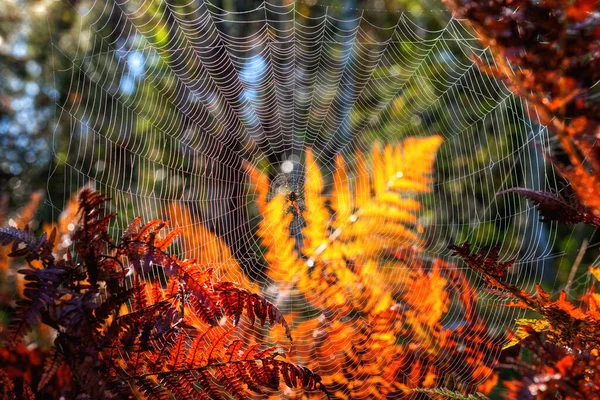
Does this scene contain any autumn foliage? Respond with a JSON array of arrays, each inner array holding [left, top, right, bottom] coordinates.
[[443, 0, 600, 214], [451, 215, 600, 399], [5, 130, 600, 400], [3, 136, 600, 400], [2, 1, 600, 398], [0, 190, 326, 399], [437, 2, 600, 396], [245, 137, 501, 397], [0, 137, 510, 399]]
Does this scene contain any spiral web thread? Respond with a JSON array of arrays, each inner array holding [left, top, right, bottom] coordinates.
[[47, 0, 569, 391]]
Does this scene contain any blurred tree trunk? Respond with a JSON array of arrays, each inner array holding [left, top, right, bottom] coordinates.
[[160, 0, 269, 279]]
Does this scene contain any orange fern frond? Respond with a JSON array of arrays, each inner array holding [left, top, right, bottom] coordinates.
[[302, 148, 330, 255], [248, 138, 498, 397]]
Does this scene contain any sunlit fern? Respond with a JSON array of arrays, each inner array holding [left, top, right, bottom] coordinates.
[[246, 137, 499, 398]]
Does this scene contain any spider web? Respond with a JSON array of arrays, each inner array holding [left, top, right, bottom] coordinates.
[[48, 0, 560, 391]]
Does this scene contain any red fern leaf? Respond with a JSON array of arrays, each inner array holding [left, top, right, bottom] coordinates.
[[186, 295, 221, 326], [0, 225, 56, 266], [156, 227, 183, 251], [186, 328, 212, 369], [130, 219, 166, 242], [280, 361, 326, 393], [133, 277, 149, 312], [449, 242, 514, 281], [499, 187, 600, 226], [207, 328, 234, 365], [176, 263, 221, 317], [168, 331, 187, 370], [134, 377, 168, 400], [215, 365, 248, 399], [213, 283, 292, 340], [121, 217, 142, 241], [151, 277, 163, 303], [8, 263, 67, 343], [125, 348, 148, 377], [225, 339, 244, 362], [196, 370, 228, 400], [0, 369, 15, 399], [38, 348, 65, 391], [449, 242, 535, 309], [1, 189, 327, 398], [157, 374, 198, 399]]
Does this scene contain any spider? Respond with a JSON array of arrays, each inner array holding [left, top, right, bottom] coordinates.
[[285, 186, 305, 217]]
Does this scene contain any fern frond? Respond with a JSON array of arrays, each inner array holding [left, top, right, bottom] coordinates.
[[0, 225, 56, 266], [38, 348, 65, 391], [302, 148, 330, 254], [185, 327, 218, 369], [0, 368, 15, 398], [21, 380, 35, 400], [133, 278, 149, 312], [1, 188, 325, 398], [331, 154, 352, 226], [124, 321, 327, 399], [249, 138, 501, 397], [135, 353, 328, 399], [251, 138, 442, 317], [499, 187, 600, 227], [244, 160, 270, 213], [412, 387, 489, 399], [150, 277, 163, 304], [449, 242, 513, 282], [167, 330, 188, 370], [257, 194, 303, 282], [449, 242, 532, 308], [4, 229, 64, 344], [213, 282, 291, 338], [185, 293, 221, 327], [93, 287, 134, 328], [120, 220, 288, 333], [503, 318, 550, 349], [451, 241, 600, 349], [353, 151, 370, 209]]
